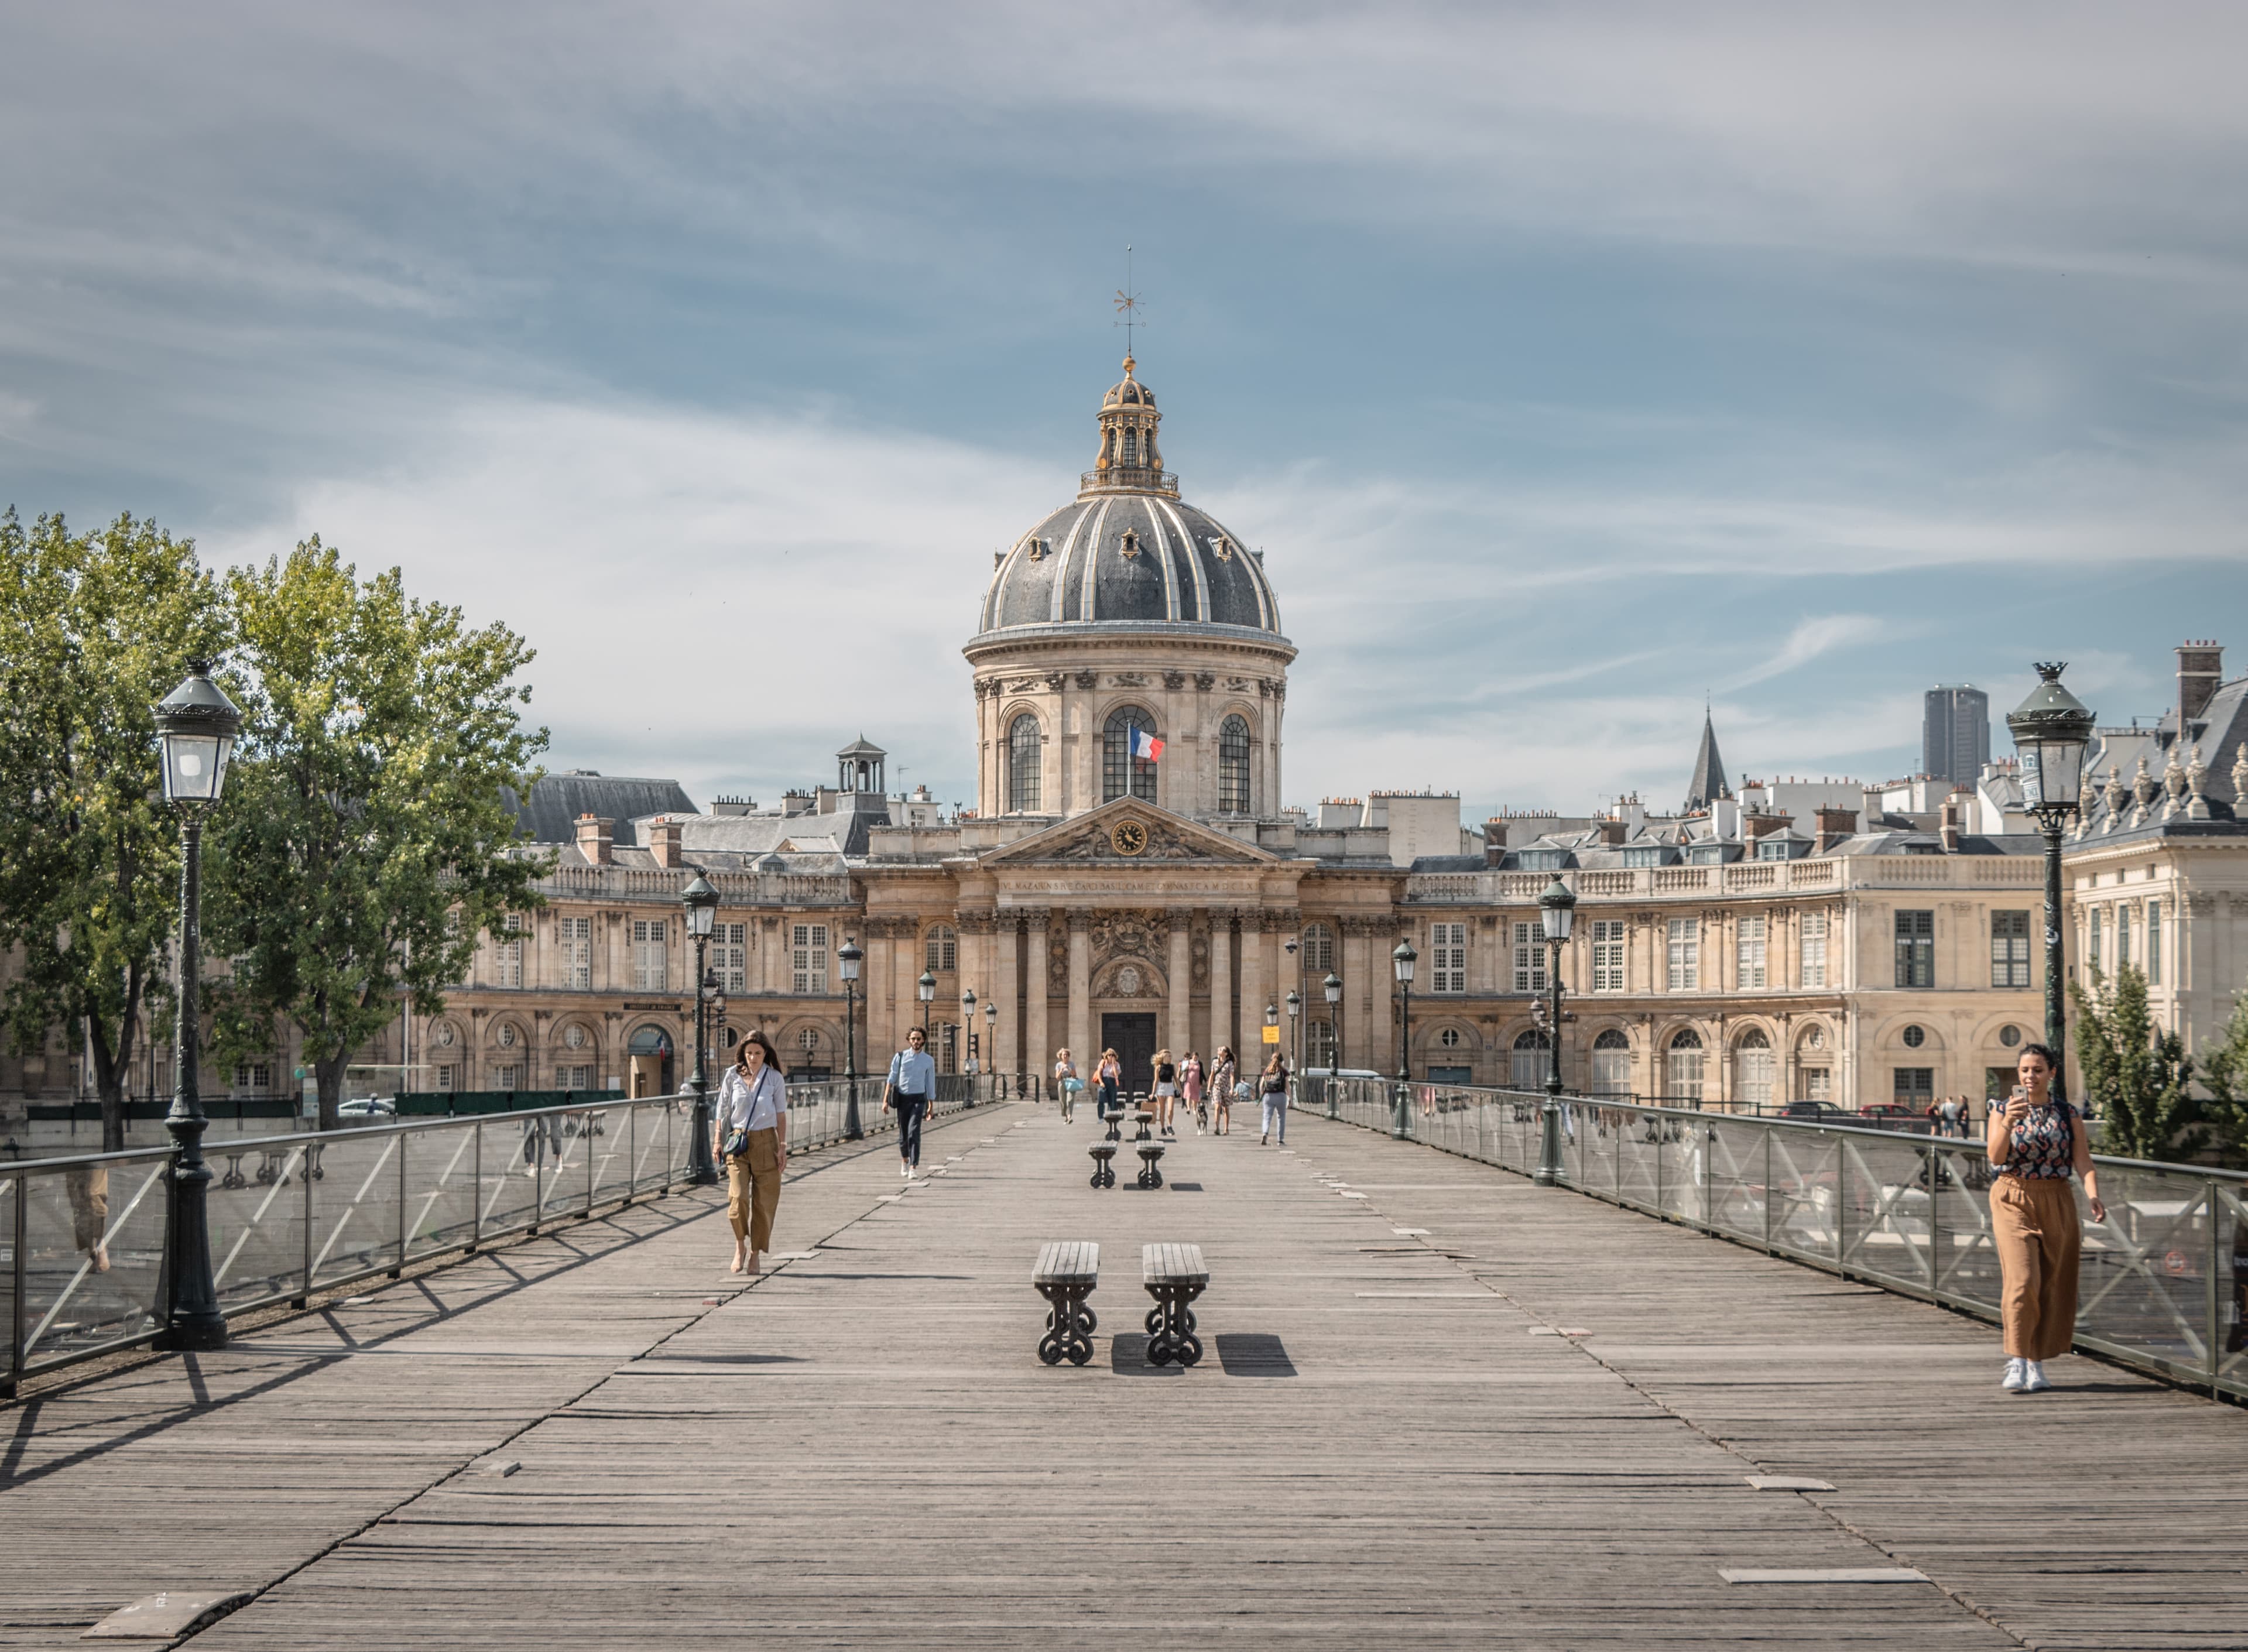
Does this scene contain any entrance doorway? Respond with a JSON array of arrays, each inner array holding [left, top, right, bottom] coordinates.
[[626, 1026, 674, 1098], [1101, 1012, 1157, 1095]]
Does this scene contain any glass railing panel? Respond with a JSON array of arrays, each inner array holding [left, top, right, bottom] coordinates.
[[2217, 1186, 2248, 1400], [2075, 1161, 2215, 1380], [18, 1150, 170, 1372], [210, 1136, 311, 1310], [534, 1111, 594, 1223], [305, 1130, 406, 1291], [1765, 1127, 1839, 1263], [588, 1105, 633, 1208], [1837, 1132, 1935, 1294], [1707, 1118, 1766, 1243], [402, 1123, 479, 1263], [480, 1116, 542, 1241]]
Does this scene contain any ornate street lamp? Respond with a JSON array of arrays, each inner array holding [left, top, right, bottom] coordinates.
[[1322, 969, 1344, 1119], [1285, 988, 1300, 1074], [837, 935, 863, 1139], [2007, 663, 2098, 1093], [1392, 937, 1417, 1137], [918, 969, 936, 1040], [681, 873, 720, 1185], [961, 987, 978, 1105], [983, 997, 999, 1096], [1535, 873, 1578, 1187], [152, 659, 241, 1352], [1284, 935, 1303, 1074]]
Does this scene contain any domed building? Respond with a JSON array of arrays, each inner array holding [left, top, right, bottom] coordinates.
[[968, 357, 1295, 820]]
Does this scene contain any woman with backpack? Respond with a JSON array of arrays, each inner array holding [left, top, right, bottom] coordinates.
[[1209, 1047, 1237, 1136], [1987, 1043, 2105, 1393], [1258, 1050, 1291, 1146]]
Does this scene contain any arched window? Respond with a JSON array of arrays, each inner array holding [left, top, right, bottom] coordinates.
[[1218, 714, 1253, 813], [1666, 1028, 1705, 1103], [1008, 713, 1042, 812], [1735, 1026, 1773, 1108], [1510, 1027, 1550, 1090], [1301, 922, 1335, 974], [925, 926, 957, 972], [1591, 1027, 1633, 1098], [1103, 705, 1159, 803]]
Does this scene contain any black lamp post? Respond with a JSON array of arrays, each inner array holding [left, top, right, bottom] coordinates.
[[1392, 937, 1417, 1138], [1284, 935, 1303, 1073], [153, 658, 241, 1351], [681, 873, 719, 1186], [1322, 969, 1344, 1119], [918, 969, 936, 1040], [961, 987, 978, 1103], [2006, 663, 2098, 1097], [1534, 873, 1577, 1187], [838, 935, 863, 1139], [984, 997, 999, 1096], [1285, 989, 1300, 1077]]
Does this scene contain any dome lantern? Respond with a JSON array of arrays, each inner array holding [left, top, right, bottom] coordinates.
[[1086, 355, 1173, 498]]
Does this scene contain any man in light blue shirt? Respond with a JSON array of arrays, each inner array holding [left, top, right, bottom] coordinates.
[[883, 1026, 937, 1178]]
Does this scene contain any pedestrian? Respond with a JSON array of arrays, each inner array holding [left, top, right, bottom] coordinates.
[[1182, 1050, 1207, 1135], [1096, 1047, 1123, 1122], [1258, 1050, 1290, 1145], [65, 1163, 110, 1274], [1151, 1047, 1178, 1137], [712, 1029, 789, 1276], [1210, 1046, 1236, 1136], [1053, 1047, 1082, 1123], [1939, 1095, 1964, 1139], [883, 1025, 937, 1180], [1988, 1043, 2105, 1393]]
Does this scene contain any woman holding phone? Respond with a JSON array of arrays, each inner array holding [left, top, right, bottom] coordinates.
[[1987, 1043, 2104, 1393]]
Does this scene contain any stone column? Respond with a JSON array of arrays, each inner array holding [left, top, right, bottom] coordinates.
[[995, 916, 1021, 1084], [896, 917, 923, 1047], [1168, 910, 1193, 1060], [1027, 911, 1052, 1082], [1239, 908, 1267, 1065], [1068, 909, 1092, 1070], [1209, 912, 1233, 1060]]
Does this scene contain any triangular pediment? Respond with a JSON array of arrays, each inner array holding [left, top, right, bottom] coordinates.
[[979, 800, 1275, 867]]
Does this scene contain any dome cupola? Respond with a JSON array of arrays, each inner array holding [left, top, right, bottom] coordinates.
[[1089, 355, 1168, 495]]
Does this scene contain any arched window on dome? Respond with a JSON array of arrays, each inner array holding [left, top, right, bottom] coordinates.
[[1007, 713, 1042, 813], [1103, 705, 1159, 804], [1218, 714, 1253, 813]]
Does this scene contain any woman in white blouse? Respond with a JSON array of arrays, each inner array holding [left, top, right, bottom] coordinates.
[[713, 1030, 789, 1274]]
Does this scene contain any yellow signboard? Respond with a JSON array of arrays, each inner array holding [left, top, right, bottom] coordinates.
[[1261, 1025, 1280, 1044]]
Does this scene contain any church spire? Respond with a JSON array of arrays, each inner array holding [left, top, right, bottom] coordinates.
[[1684, 707, 1733, 813]]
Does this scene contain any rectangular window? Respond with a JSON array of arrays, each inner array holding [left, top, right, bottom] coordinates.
[[561, 1064, 593, 1090], [1666, 918, 1699, 991], [1511, 922, 1546, 993], [2117, 905, 2133, 971], [2148, 900, 2162, 986], [560, 916, 592, 990], [1893, 1067, 1934, 1108], [715, 921, 748, 993], [1736, 915, 1767, 989], [1894, 910, 1934, 989], [1803, 1066, 1831, 1102], [1800, 913, 1828, 989], [232, 1061, 271, 1091], [1590, 919, 1626, 992], [792, 923, 829, 994], [1430, 922, 1466, 994], [493, 1063, 522, 1091], [1990, 910, 2031, 989], [436, 1063, 456, 1090], [2088, 907, 2102, 974], [632, 917, 669, 991], [1302, 926, 1335, 973], [1756, 837, 1790, 862]]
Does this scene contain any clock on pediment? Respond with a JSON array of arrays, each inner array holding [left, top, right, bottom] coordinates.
[[1110, 818, 1149, 856]]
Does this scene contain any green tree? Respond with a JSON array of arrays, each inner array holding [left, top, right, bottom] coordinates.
[[206, 539, 549, 1129], [2196, 989, 2248, 1164], [0, 510, 226, 1150], [2071, 964, 2202, 1163]]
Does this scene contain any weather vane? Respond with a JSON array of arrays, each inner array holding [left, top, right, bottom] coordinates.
[[1113, 243, 1144, 358]]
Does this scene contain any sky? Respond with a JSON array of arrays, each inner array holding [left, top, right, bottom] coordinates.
[[5, 2, 2246, 820]]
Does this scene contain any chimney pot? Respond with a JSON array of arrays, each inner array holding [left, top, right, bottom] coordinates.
[[648, 818, 684, 870], [575, 814, 615, 868]]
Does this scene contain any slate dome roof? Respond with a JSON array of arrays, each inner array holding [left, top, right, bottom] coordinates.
[[977, 358, 1284, 638]]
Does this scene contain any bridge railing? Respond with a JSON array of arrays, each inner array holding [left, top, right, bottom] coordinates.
[[1, 1073, 1003, 1395], [1301, 1075, 2248, 1401]]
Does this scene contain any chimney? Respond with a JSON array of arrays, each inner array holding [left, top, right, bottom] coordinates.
[[2178, 640, 2223, 726], [1744, 813, 1790, 842], [1814, 807, 1858, 854], [1939, 795, 1962, 854], [575, 814, 614, 868], [1597, 819, 1626, 846], [1481, 820, 1508, 868], [647, 817, 683, 870]]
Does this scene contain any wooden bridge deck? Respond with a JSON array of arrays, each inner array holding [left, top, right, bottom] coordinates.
[[5, 1102, 2246, 1650]]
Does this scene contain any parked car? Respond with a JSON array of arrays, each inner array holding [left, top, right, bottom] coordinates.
[[1777, 1099, 1849, 1122], [337, 1096, 396, 1119]]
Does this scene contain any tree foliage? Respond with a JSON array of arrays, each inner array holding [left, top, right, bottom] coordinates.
[[205, 539, 549, 1129], [2071, 964, 2202, 1163], [0, 510, 225, 1149], [2196, 989, 2248, 1166]]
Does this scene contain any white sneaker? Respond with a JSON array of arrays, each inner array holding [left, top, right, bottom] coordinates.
[[2002, 1358, 2027, 1391], [2024, 1361, 2051, 1393], [900, 1164, 910, 1178]]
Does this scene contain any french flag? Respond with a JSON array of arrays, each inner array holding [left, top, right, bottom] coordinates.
[[1129, 725, 1164, 763]]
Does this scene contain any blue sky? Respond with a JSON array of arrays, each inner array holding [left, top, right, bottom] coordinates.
[[5, 2, 2246, 818]]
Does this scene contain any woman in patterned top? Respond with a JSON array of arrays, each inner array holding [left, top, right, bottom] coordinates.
[[1986, 1043, 2105, 1393]]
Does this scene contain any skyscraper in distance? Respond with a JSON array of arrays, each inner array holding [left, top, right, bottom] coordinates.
[[1923, 685, 1989, 789]]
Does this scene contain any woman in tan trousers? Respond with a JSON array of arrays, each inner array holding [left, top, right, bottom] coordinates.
[[713, 1030, 788, 1276], [1987, 1043, 2103, 1393]]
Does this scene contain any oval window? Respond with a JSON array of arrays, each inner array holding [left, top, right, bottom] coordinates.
[[1901, 1024, 1925, 1048]]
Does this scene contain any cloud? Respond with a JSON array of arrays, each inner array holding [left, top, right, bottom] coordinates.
[[1723, 615, 1890, 691]]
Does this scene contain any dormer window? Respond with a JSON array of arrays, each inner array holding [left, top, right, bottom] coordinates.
[[1516, 849, 1564, 871], [1686, 844, 1725, 866], [1024, 537, 1047, 561], [1119, 528, 1141, 560], [1756, 837, 1791, 862], [1622, 846, 1662, 869]]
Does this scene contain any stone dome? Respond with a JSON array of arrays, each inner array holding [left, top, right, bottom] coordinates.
[[977, 357, 1284, 638]]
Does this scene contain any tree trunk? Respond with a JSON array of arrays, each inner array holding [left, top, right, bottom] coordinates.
[[84, 987, 140, 1155], [316, 1049, 347, 1132]]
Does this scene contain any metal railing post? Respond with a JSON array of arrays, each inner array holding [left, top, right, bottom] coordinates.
[[8, 1171, 26, 1397], [585, 1109, 595, 1216], [2210, 1177, 2224, 1394], [1763, 1129, 1774, 1253], [298, 1138, 313, 1307], [1702, 1123, 1714, 1231], [393, 1127, 408, 1277], [1654, 1115, 1664, 1215], [531, 1118, 544, 1234], [1926, 1142, 1940, 1300], [1834, 1135, 1847, 1271], [627, 1102, 637, 1201], [471, 1119, 484, 1250]]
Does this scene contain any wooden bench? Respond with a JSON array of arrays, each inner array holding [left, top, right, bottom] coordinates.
[[1087, 1140, 1118, 1189], [1134, 1139, 1167, 1189], [1033, 1241, 1099, 1366], [1141, 1242, 1207, 1366]]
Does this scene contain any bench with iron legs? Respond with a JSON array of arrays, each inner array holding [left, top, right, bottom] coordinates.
[[1033, 1241, 1099, 1366], [1087, 1140, 1118, 1189], [1134, 1139, 1166, 1188], [1141, 1242, 1207, 1366]]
